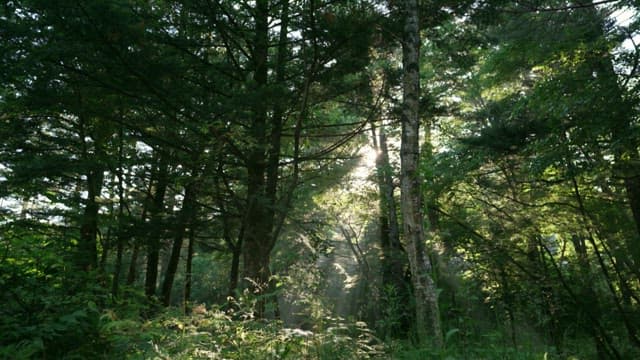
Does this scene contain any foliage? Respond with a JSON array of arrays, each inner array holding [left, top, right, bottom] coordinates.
[[2, 0, 640, 359], [0, 224, 108, 359], [97, 303, 385, 360]]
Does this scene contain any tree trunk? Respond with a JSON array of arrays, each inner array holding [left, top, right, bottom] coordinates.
[[161, 183, 197, 306], [112, 125, 126, 297], [242, 0, 271, 313], [399, 0, 443, 347], [528, 236, 563, 355], [127, 241, 140, 286], [78, 167, 104, 271], [184, 226, 195, 314], [241, 0, 287, 316], [228, 233, 242, 299], [76, 111, 105, 272], [570, 234, 616, 360], [372, 124, 402, 250], [216, 161, 244, 300], [379, 128, 405, 282], [100, 227, 110, 271], [144, 154, 169, 299], [112, 229, 124, 297], [371, 121, 410, 335]]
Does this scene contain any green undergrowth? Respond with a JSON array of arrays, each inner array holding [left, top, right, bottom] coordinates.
[[1, 303, 597, 360], [390, 342, 565, 360], [97, 305, 385, 359], [0, 285, 596, 360], [387, 332, 597, 360]]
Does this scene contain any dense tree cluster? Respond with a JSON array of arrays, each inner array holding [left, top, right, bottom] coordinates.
[[1, 0, 640, 358]]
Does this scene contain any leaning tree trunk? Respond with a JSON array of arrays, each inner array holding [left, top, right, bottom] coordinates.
[[399, 0, 443, 348]]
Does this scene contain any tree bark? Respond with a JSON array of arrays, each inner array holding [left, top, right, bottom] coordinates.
[[228, 231, 242, 299], [161, 183, 197, 306], [371, 121, 409, 335], [570, 234, 616, 360], [127, 241, 140, 286], [112, 124, 126, 297], [112, 226, 125, 296], [242, 0, 270, 304], [184, 226, 195, 314], [144, 153, 169, 299], [241, 0, 290, 317], [78, 166, 104, 271], [77, 114, 104, 271], [372, 123, 401, 251], [399, 0, 443, 347], [127, 165, 156, 286], [100, 227, 111, 271], [216, 161, 244, 299]]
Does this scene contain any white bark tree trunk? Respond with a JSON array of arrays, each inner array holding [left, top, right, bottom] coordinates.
[[400, 0, 443, 348]]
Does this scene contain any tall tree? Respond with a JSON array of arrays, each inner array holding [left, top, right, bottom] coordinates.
[[399, 0, 443, 347], [144, 151, 169, 299]]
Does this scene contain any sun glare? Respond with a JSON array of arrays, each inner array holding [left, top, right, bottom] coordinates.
[[351, 144, 378, 181]]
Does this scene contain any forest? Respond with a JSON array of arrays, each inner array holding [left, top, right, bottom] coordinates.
[[1, 0, 640, 359]]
